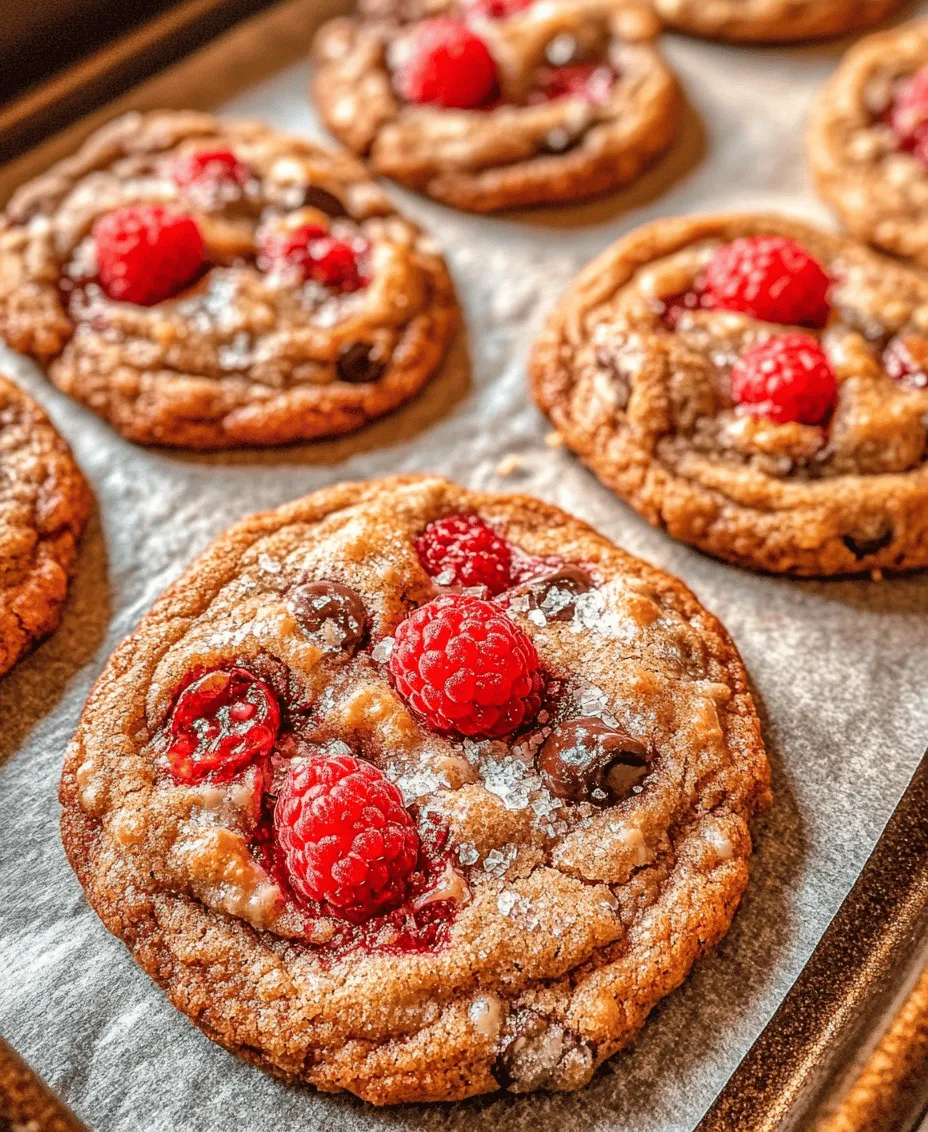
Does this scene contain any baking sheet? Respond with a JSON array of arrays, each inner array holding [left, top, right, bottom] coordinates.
[[1, 1, 928, 1129]]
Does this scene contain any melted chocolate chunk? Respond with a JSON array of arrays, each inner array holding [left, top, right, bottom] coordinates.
[[513, 564, 592, 622], [337, 342, 387, 385], [287, 581, 368, 652], [301, 185, 349, 218], [538, 717, 650, 804], [843, 526, 894, 560]]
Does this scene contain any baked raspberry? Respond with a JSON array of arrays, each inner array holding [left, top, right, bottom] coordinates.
[[464, 0, 533, 18], [257, 224, 368, 291], [170, 148, 252, 191], [274, 754, 420, 922], [884, 335, 928, 390], [888, 65, 928, 166], [166, 667, 281, 785], [416, 514, 513, 594], [394, 19, 498, 110], [388, 594, 543, 738], [93, 204, 205, 305], [731, 333, 837, 425], [703, 236, 831, 329], [531, 64, 616, 105]]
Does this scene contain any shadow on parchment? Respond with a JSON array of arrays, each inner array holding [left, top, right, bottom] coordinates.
[[501, 95, 707, 232], [0, 507, 110, 768], [164, 329, 472, 471], [282, 685, 805, 1132]]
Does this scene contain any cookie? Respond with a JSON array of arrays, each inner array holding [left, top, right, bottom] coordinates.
[[809, 19, 928, 269], [653, 0, 904, 43], [531, 213, 928, 576], [60, 475, 769, 1105], [311, 0, 681, 213], [0, 111, 458, 449], [0, 374, 90, 678]]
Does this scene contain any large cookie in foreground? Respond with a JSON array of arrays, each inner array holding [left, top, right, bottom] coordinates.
[[809, 19, 928, 269], [0, 111, 458, 449], [60, 475, 769, 1104], [531, 213, 928, 576], [312, 0, 681, 213], [0, 374, 90, 678], [653, 0, 904, 43]]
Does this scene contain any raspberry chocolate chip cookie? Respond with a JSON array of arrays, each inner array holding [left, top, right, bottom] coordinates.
[[653, 0, 904, 43], [0, 374, 90, 678], [311, 0, 681, 213], [809, 20, 928, 269], [531, 214, 928, 576], [60, 476, 769, 1104], [0, 111, 458, 448]]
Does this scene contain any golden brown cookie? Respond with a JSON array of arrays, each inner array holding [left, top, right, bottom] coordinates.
[[809, 19, 928, 269], [0, 374, 90, 678], [60, 475, 769, 1105], [531, 213, 928, 576], [654, 0, 904, 43], [312, 0, 681, 213], [0, 111, 458, 449]]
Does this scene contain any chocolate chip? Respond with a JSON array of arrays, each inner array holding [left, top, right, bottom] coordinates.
[[538, 717, 650, 804], [512, 564, 592, 622], [301, 185, 349, 218], [287, 581, 368, 652], [842, 527, 894, 560], [336, 342, 387, 385]]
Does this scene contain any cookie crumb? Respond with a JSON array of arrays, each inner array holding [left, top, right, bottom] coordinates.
[[545, 430, 564, 448], [496, 454, 521, 477]]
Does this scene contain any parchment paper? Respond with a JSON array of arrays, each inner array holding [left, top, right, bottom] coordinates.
[[1, 2, 928, 1129]]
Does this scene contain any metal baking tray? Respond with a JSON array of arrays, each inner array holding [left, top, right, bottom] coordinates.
[[1, 1, 927, 1129]]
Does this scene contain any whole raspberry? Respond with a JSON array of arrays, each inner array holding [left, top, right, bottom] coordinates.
[[395, 19, 498, 109], [170, 148, 252, 191], [166, 667, 281, 785], [274, 754, 420, 922], [703, 236, 831, 329], [93, 204, 205, 305], [388, 594, 544, 738], [258, 223, 368, 291], [416, 514, 514, 594], [730, 333, 837, 425], [888, 65, 928, 165]]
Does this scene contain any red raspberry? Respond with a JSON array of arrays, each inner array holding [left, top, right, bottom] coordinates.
[[703, 236, 831, 329], [170, 148, 252, 191], [884, 335, 928, 390], [888, 65, 928, 166], [166, 667, 281, 785], [388, 594, 543, 738], [730, 333, 837, 425], [464, 0, 533, 18], [531, 64, 616, 105], [395, 19, 498, 109], [94, 205, 205, 306], [258, 224, 368, 291], [416, 514, 514, 594], [274, 754, 420, 922]]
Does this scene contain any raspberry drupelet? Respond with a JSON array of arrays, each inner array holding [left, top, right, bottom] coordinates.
[[274, 754, 420, 922], [731, 333, 837, 425], [703, 236, 831, 328], [388, 593, 544, 738], [416, 513, 514, 594], [93, 204, 205, 306], [257, 223, 369, 291]]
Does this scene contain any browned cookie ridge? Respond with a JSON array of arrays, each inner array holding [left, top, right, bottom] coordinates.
[[809, 19, 928, 269], [0, 374, 90, 677], [60, 476, 769, 1105], [0, 111, 459, 449], [530, 213, 928, 576], [312, 0, 681, 212], [654, 0, 905, 43]]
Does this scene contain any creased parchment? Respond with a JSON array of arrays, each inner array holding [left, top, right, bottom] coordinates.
[[0, 2, 927, 1129]]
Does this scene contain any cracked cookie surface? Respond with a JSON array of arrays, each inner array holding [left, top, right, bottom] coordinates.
[[653, 0, 904, 43], [60, 475, 769, 1104], [530, 213, 928, 576], [809, 19, 928, 269], [0, 374, 90, 678], [311, 0, 681, 212], [0, 111, 458, 449]]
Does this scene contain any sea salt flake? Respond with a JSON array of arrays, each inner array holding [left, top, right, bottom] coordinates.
[[371, 636, 395, 662], [457, 842, 480, 866]]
